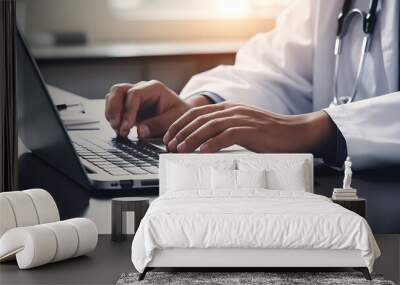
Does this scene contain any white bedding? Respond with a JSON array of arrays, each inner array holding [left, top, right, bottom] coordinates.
[[131, 190, 380, 273]]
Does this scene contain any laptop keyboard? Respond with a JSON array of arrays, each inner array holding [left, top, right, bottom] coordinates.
[[72, 136, 164, 176]]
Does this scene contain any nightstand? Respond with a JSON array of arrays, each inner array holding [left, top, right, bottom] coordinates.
[[331, 198, 366, 218], [111, 197, 150, 242]]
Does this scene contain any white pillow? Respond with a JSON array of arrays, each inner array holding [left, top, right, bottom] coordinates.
[[211, 168, 236, 190], [167, 162, 210, 191], [238, 159, 307, 191], [211, 168, 267, 191], [166, 160, 235, 192], [236, 169, 267, 189]]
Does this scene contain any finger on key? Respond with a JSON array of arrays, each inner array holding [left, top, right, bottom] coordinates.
[[118, 81, 164, 137], [105, 83, 133, 132]]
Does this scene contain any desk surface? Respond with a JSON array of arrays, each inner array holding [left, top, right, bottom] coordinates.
[[0, 235, 133, 285], [33, 40, 244, 60]]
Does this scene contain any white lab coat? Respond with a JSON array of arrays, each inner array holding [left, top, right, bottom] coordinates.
[[180, 0, 400, 170]]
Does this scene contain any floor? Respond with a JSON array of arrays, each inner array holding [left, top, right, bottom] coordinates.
[[0, 235, 399, 285]]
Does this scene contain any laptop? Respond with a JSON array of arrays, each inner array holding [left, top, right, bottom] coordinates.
[[16, 29, 164, 191]]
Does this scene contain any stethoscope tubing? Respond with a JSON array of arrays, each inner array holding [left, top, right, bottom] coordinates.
[[332, 0, 378, 106]]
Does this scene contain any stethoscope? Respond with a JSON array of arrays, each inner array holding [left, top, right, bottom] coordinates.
[[331, 0, 379, 106]]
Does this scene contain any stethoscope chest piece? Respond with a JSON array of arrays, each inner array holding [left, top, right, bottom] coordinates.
[[329, 96, 352, 107]]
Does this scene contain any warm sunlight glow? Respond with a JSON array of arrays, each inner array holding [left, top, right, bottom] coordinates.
[[109, 0, 290, 20], [214, 0, 251, 18]]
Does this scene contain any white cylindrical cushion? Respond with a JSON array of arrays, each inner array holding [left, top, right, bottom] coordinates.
[[0, 226, 57, 269], [42, 221, 78, 262], [24, 189, 60, 223], [0, 218, 97, 269], [0, 196, 17, 237], [1, 192, 39, 227], [65, 218, 98, 257]]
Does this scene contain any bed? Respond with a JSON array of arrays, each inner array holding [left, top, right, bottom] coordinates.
[[131, 153, 380, 280]]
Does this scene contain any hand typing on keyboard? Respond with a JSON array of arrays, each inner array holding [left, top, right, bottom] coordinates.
[[106, 80, 336, 156], [105, 80, 210, 139]]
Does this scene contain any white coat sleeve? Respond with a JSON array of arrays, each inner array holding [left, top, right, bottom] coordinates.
[[324, 92, 400, 170], [180, 0, 316, 115]]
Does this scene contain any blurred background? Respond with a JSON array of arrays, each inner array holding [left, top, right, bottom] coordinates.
[[16, 0, 288, 99]]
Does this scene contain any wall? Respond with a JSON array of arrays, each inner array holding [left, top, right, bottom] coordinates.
[[19, 0, 274, 43], [19, 0, 272, 98], [374, 235, 400, 283], [38, 54, 235, 99]]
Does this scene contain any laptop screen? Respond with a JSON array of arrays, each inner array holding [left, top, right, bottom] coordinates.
[[16, 29, 90, 188]]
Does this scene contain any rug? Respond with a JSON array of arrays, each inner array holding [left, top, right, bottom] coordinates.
[[116, 271, 396, 285]]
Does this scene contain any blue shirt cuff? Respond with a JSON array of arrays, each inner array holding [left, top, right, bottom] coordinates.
[[187, 91, 225, 104]]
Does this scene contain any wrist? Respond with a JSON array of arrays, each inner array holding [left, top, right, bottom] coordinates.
[[301, 110, 336, 154], [184, 95, 213, 108]]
